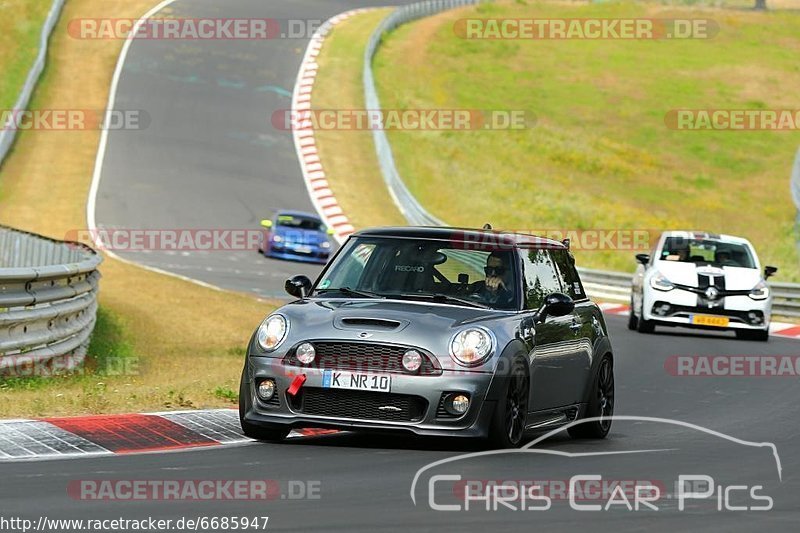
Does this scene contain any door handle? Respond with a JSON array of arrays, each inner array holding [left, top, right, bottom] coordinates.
[[569, 321, 582, 333]]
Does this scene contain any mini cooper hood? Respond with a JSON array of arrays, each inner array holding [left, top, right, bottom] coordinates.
[[279, 298, 506, 334], [654, 260, 762, 290]]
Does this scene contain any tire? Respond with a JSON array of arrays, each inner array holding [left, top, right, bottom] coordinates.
[[239, 370, 289, 442], [636, 315, 655, 333], [627, 297, 638, 330], [568, 355, 614, 439], [735, 329, 769, 342], [487, 358, 529, 448]]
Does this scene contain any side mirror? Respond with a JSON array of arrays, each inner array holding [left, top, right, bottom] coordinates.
[[535, 292, 575, 323], [635, 253, 650, 266], [260, 219, 273, 228], [765, 266, 778, 279], [326, 227, 335, 236], [285, 275, 313, 298]]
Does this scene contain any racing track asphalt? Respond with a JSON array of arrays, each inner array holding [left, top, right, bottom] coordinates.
[[93, 0, 414, 299], [3, 316, 799, 532]]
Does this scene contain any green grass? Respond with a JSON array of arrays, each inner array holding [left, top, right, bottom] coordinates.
[[0, 0, 54, 111], [373, 0, 800, 278], [0, 307, 135, 389]]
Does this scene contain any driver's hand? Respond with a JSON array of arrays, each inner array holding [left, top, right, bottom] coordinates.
[[486, 276, 506, 292]]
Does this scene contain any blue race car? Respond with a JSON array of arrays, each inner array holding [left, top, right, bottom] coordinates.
[[258, 211, 334, 264]]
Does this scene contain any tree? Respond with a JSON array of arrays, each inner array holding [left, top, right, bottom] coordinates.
[[755, 0, 767, 10]]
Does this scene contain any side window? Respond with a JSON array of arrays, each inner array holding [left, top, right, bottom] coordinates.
[[521, 247, 561, 309], [551, 249, 585, 300]]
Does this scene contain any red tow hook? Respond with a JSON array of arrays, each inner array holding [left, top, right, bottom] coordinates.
[[287, 374, 307, 396]]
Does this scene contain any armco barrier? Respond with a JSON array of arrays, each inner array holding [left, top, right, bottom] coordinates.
[[0, 0, 66, 168], [0, 226, 102, 371], [362, 0, 800, 319]]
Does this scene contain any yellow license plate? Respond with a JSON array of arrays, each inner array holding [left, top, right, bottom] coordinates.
[[691, 314, 729, 327]]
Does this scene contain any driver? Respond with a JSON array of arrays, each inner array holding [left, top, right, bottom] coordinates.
[[715, 250, 738, 267], [471, 252, 513, 306]]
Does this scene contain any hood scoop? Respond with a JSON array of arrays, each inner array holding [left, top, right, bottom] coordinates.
[[335, 317, 407, 332]]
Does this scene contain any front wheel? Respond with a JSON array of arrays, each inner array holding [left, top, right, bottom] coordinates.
[[488, 359, 529, 448], [568, 355, 614, 439], [627, 296, 638, 330]]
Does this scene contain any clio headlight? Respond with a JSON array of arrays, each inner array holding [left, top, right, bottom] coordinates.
[[650, 272, 675, 292], [450, 327, 495, 366], [749, 280, 769, 301], [256, 314, 288, 351]]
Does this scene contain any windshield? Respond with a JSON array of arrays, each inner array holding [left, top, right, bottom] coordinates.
[[314, 237, 520, 310], [276, 214, 325, 232], [659, 237, 756, 269]]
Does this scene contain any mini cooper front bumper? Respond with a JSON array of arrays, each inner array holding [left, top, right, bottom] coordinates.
[[240, 355, 502, 438]]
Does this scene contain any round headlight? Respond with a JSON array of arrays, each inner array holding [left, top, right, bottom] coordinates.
[[256, 315, 288, 351], [296, 342, 316, 364], [450, 327, 494, 366], [402, 349, 423, 372], [321, 241, 331, 249]]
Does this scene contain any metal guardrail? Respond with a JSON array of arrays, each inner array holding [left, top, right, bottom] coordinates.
[[0, 0, 66, 168], [0, 226, 102, 370], [363, 0, 800, 320]]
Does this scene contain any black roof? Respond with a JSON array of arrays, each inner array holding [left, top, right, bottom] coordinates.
[[351, 226, 566, 249]]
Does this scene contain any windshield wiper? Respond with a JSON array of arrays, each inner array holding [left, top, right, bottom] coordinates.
[[394, 293, 490, 309], [315, 287, 384, 299]]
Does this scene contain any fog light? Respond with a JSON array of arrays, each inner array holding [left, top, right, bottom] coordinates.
[[402, 350, 423, 372], [257, 379, 276, 401], [296, 343, 316, 365], [448, 394, 470, 415]]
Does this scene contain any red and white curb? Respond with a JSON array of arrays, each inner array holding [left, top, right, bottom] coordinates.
[[291, 9, 375, 245], [0, 410, 336, 462], [597, 302, 800, 339]]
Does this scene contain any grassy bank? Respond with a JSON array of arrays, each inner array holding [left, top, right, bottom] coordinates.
[[0, 0, 53, 111], [353, 0, 800, 278], [0, 0, 272, 417]]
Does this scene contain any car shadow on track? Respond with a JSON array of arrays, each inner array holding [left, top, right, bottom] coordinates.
[[278, 428, 602, 454]]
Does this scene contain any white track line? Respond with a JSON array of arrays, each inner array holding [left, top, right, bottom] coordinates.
[[83, 0, 232, 292], [290, 9, 375, 244]]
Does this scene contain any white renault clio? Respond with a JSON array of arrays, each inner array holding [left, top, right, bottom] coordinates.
[[630, 231, 777, 341]]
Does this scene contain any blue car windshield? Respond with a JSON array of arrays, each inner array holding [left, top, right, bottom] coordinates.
[[276, 215, 325, 232], [314, 237, 519, 310]]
